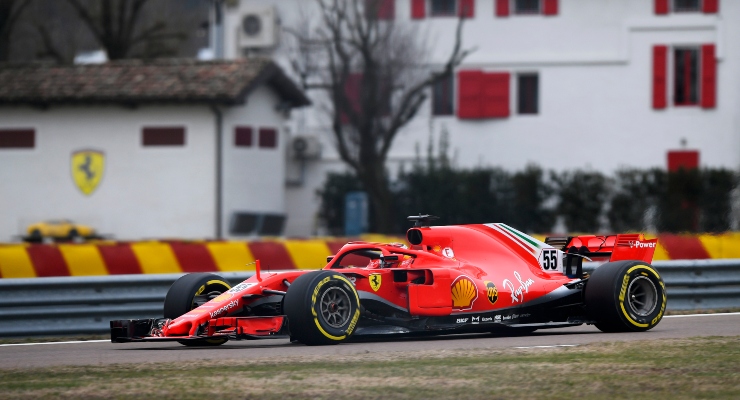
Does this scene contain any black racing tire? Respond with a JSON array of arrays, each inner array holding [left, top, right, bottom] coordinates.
[[164, 273, 232, 346], [283, 270, 361, 346], [585, 260, 667, 333]]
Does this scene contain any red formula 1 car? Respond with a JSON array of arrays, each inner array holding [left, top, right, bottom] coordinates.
[[111, 216, 667, 346]]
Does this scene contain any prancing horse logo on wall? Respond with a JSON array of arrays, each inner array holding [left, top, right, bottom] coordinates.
[[71, 150, 105, 196]]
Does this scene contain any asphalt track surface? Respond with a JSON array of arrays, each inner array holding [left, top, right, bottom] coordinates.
[[1, 313, 738, 370]]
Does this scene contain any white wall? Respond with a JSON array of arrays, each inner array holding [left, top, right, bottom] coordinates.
[[227, 0, 740, 235], [221, 85, 288, 238], [0, 105, 217, 241]]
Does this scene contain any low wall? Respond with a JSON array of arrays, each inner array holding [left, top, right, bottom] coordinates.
[[0, 233, 738, 279]]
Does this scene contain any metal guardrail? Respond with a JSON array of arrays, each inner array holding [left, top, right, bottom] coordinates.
[[1, 260, 739, 337], [0, 272, 253, 338]]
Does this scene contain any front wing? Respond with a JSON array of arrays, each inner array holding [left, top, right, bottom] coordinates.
[[111, 316, 288, 343]]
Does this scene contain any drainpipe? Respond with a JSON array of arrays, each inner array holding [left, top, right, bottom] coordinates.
[[212, 0, 225, 59], [211, 105, 223, 239]]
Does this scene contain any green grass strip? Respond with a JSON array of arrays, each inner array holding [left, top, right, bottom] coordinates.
[[0, 336, 737, 399]]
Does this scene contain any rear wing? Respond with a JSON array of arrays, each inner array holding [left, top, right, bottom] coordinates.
[[545, 234, 658, 277]]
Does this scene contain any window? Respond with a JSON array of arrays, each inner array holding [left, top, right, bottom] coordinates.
[[0, 129, 35, 148], [432, 74, 454, 116], [674, 48, 699, 106], [655, 0, 718, 14], [517, 74, 539, 114], [234, 126, 253, 147], [258, 128, 277, 148], [230, 213, 259, 235], [142, 127, 185, 146], [673, 0, 700, 11], [431, 0, 456, 16], [366, 0, 394, 20], [411, 0, 474, 18], [652, 44, 715, 109], [497, 0, 558, 17], [515, 0, 540, 14], [229, 212, 286, 236]]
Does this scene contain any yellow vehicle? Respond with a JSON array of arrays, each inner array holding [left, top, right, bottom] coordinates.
[[26, 220, 96, 240]]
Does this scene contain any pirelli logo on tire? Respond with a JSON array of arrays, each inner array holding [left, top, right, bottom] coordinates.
[[290, 271, 361, 344], [618, 265, 666, 329]]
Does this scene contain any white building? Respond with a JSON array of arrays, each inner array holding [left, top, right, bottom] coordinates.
[[0, 58, 309, 241], [219, 0, 737, 236]]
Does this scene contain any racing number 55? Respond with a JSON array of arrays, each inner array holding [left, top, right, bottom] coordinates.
[[540, 249, 559, 272]]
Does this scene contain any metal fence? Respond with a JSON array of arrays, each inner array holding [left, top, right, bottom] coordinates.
[[1, 260, 738, 337], [0, 272, 253, 338]]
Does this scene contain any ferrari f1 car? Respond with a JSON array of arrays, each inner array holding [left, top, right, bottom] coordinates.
[[111, 216, 666, 346]]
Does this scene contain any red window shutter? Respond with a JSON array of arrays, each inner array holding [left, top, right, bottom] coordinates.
[[495, 0, 509, 17], [142, 127, 185, 146], [0, 129, 35, 148], [457, 70, 484, 119], [459, 0, 474, 18], [652, 45, 667, 109], [380, 0, 395, 19], [703, 0, 719, 13], [234, 126, 253, 147], [367, 0, 395, 19], [258, 128, 278, 149], [543, 0, 558, 15], [411, 0, 425, 19], [482, 72, 510, 118], [341, 73, 363, 124], [701, 44, 716, 109], [655, 0, 669, 15]]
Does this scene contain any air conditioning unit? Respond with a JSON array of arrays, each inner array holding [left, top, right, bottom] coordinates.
[[237, 6, 277, 49], [290, 135, 322, 160]]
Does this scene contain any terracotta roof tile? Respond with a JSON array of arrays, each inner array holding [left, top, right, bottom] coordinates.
[[0, 58, 310, 107]]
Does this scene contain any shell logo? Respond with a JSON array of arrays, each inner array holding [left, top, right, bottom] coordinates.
[[451, 275, 478, 310]]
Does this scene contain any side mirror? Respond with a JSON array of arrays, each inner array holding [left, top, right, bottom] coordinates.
[[326, 256, 334, 263]]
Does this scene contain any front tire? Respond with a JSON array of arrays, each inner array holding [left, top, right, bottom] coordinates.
[[164, 273, 231, 346], [283, 271, 361, 346], [585, 260, 667, 332]]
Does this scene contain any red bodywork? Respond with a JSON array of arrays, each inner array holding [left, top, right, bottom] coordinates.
[[113, 223, 657, 342]]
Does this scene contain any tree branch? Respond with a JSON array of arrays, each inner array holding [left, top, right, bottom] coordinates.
[[0, 0, 31, 39], [64, 0, 104, 43]]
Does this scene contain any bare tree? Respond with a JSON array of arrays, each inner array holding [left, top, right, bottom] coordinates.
[[288, 0, 470, 233], [61, 0, 187, 60], [0, 0, 31, 61]]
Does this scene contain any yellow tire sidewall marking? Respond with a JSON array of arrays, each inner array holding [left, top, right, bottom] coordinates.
[[619, 265, 663, 328], [311, 274, 360, 341]]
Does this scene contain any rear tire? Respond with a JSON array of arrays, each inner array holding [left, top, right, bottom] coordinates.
[[283, 271, 361, 346], [164, 273, 231, 346], [585, 260, 666, 332]]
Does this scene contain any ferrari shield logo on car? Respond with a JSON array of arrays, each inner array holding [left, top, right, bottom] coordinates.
[[369, 273, 382, 292], [71, 150, 105, 195]]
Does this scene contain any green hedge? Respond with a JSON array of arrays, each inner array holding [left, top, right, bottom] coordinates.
[[317, 165, 738, 234]]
